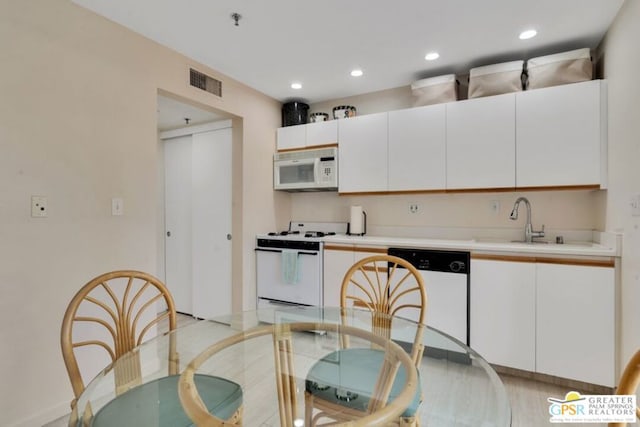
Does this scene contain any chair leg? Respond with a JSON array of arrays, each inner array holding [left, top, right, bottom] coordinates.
[[304, 391, 314, 427], [399, 416, 418, 427]]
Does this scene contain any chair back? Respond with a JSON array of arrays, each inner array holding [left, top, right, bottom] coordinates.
[[610, 349, 640, 427], [340, 255, 427, 366], [61, 270, 177, 405]]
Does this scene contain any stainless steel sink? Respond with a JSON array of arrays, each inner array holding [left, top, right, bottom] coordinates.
[[472, 238, 550, 244]]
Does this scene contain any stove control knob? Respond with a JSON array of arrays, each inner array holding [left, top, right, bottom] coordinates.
[[449, 261, 466, 273]]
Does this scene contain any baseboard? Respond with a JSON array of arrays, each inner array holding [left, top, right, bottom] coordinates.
[[492, 364, 614, 395], [8, 400, 69, 427]]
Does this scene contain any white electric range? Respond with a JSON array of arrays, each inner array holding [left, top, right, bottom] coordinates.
[[255, 221, 347, 309]]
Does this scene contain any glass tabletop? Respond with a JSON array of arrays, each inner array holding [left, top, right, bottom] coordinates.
[[72, 306, 511, 427]]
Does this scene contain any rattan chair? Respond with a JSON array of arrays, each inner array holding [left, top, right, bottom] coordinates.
[[609, 349, 640, 427], [61, 270, 242, 426], [305, 255, 427, 427]]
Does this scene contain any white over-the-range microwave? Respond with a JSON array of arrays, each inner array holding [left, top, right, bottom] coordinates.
[[273, 147, 338, 191]]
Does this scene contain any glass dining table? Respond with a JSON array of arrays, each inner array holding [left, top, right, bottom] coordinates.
[[70, 306, 511, 427]]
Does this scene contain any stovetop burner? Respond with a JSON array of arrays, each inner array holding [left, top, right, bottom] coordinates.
[[262, 221, 348, 240], [304, 231, 336, 238], [267, 231, 300, 236], [265, 230, 337, 238]]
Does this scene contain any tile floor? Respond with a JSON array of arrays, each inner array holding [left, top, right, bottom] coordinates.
[[45, 373, 605, 426], [44, 314, 608, 426]]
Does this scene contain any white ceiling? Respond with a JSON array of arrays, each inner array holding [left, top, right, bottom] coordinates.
[[157, 95, 225, 131], [74, 0, 624, 105]]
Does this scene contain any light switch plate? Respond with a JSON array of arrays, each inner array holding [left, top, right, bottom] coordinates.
[[631, 194, 640, 217], [111, 197, 124, 216]]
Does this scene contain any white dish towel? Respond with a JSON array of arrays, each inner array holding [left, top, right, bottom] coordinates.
[[281, 249, 300, 285]]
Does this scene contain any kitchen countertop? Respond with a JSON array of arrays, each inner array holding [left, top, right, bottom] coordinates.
[[323, 234, 620, 258]]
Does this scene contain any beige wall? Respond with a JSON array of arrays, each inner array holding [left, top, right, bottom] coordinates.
[[310, 85, 414, 117], [291, 190, 602, 233], [0, 1, 284, 425], [601, 0, 640, 370]]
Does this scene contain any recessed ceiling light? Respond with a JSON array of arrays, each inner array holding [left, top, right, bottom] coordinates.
[[425, 52, 440, 61], [519, 29, 537, 40], [291, 82, 302, 89], [350, 69, 363, 77]]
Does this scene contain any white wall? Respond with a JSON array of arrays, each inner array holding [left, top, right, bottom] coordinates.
[[601, 0, 640, 371], [0, 1, 283, 425]]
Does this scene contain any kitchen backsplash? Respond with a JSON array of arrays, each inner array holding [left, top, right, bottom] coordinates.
[[289, 189, 605, 237]]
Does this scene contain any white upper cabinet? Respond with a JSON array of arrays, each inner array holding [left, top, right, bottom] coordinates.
[[388, 104, 446, 191], [277, 121, 338, 151], [338, 112, 388, 193], [446, 93, 516, 190], [516, 80, 607, 188], [276, 125, 306, 151], [296, 79, 607, 193], [306, 120, 338, 148]]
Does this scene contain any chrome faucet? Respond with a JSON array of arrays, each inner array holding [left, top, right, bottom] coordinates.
[[509, 197, 545, 243]]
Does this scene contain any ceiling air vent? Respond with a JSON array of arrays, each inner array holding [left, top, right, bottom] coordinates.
[[189, 68, 222, 97]]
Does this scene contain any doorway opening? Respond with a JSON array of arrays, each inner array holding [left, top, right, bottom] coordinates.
[[157, 93, 233, 319]]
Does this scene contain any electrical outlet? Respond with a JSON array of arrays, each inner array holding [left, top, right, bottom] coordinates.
[[31, 196, 47, 217], [408, 203, 419, 214]]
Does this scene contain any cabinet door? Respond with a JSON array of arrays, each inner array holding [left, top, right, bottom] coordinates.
[[388, 105, 446, 191], [323, 247, 387, 308], [338, 112, 388, 193], [470, 259, 536, 371], [276, 125, 306, 150], [306, 120, 338, 148], [323, 247, 354, 308], [536, 262, 615, 386], [516, 80, 605, 188], [446, 93, 516, 189]]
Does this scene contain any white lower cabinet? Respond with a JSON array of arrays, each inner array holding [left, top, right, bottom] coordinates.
[[536, 262, 615, 387], [471, 259, 536, 371], [471, 256, 615, 386], [323, 246, 386, 307]]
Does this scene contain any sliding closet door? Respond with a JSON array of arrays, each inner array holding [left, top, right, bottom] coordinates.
[[164, 135, 193, 314], [191, 127, 232, 319], [163, 123, 232, 319]]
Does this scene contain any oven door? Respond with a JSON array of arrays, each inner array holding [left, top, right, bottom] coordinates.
[[256, 248, 322, 306]]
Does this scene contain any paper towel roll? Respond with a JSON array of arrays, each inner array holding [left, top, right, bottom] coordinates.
[[350, 206, 364, 235]]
